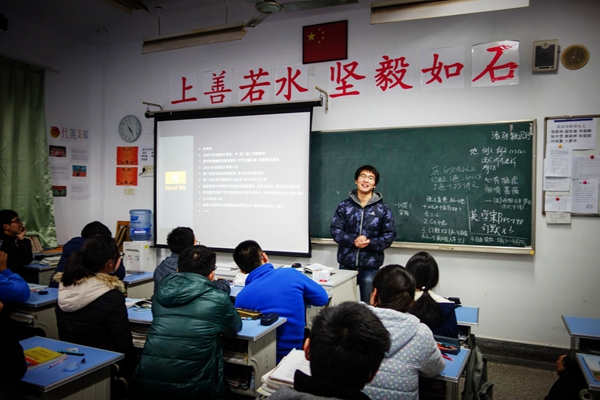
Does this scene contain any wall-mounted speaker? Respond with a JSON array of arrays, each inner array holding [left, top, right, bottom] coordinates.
[[532, 39, 558, 72]]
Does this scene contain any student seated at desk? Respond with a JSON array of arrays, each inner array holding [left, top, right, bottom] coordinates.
[[129, 245, 242, 400], [0, 300, 27, 400], [54, 235, 136, 399], [233, 240, 328, 363], [270, 302, 391, 400], [364, 265, 445, 400], [49, 221, 125, 288], [0, 250, 30, 307], [0, 209, 33, 276], [405, 251, 458, 338]]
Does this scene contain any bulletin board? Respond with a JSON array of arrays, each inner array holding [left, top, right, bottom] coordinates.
[[543, 115, 600, 217]]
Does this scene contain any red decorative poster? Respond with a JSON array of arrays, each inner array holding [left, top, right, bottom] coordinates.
[[303, 20, 348, 64]]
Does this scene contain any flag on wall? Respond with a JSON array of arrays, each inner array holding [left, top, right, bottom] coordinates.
[[303, 20, 348, 64]]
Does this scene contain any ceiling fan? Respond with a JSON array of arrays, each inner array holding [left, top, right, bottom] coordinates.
[[245, 0, 359, 27]]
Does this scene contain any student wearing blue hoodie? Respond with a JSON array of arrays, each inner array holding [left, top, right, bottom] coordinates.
[[233, 240, 328, 363]]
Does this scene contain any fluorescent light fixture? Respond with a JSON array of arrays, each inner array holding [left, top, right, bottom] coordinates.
[[142, 22, 247, 54], [371, 0, 529, 24]]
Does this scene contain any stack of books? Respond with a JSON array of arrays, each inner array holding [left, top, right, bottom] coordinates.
[[257, 349, 310, 396], [40, 255, 61, 268]]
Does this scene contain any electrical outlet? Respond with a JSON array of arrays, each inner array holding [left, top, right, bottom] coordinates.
[[308, 66, 317, 76], [124, 188, 135, 195]]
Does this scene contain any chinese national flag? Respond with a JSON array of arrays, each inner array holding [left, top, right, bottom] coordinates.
[[303, 20, 348, 64]]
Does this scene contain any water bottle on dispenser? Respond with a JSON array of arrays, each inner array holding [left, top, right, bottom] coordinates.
[[129, 209, 152, 241]]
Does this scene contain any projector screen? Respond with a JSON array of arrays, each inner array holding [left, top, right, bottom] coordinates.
[[154, 102, 319, 257]]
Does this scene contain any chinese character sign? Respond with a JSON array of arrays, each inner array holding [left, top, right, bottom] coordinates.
[[202, 69, 233, 106], [275, 65, 309, 102], [472, 40, 519, 87], [373, 51, 416, 94], [421, 46, 465, 90], [329, 57, 366, 98], [548, 118, 597, 150], [238, 66, 273, 104], [171, 73, 199, 107]]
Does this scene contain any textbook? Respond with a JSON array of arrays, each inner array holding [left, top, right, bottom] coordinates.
[[24, 346, 67, 370]]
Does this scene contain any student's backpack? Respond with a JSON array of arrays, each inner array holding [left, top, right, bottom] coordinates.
[[462, 334, 494, 400]]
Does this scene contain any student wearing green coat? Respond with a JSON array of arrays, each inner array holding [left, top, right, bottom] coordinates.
[[129, 245, 242, 400]]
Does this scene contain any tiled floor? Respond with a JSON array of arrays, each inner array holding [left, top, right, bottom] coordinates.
[[460, 361, 558, 400]]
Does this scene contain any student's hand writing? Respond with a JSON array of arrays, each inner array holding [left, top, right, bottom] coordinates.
[[0, 251, 7, 272], [556, 354, 567, 375], [354, 235, 370, 249]]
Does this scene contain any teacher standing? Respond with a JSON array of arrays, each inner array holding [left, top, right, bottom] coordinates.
[[330, 165, 396, 302]]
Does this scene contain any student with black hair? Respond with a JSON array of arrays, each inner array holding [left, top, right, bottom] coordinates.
[[405, 251, 458, 338], [233, 240, 328, 363], [153, 226, 195, 291], [0, 209, 33, 275], [50, 221, 124, 288], [270, 301, 391, 400], [54, 235, 136, 398], [153, 227, 230, 294], [364, 264, 445, 400], [129, 245, 242, 400]]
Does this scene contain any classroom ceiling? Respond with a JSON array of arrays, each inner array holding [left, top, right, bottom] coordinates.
[[1, 0, 367, 46]]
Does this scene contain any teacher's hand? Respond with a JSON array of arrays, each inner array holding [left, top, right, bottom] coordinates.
[[354, 235, 370, 248]]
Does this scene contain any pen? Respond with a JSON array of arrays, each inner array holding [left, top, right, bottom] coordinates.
[[442, 354, 453, 361], [48, 356, 68, 369], [58, 350, 85, 356]]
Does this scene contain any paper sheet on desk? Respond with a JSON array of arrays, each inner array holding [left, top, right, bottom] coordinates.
[[304, 263, 334, 272]]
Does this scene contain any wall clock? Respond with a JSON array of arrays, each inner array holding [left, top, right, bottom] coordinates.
[[119, 115, 142, 143], [561, 44, 590, 70]]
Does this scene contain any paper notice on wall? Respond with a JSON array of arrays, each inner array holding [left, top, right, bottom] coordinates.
[[572, 155, 600, 180], [543, 176, 570, 191], [49, 159, 70, 182], [547, 118, 597, 150], [546, 212, 571, 224], [70, 147, 89, 163], [572, 179, 598, 214], [544, 144, 572, 177], [545, 195, 571, 212], [70, 183, 90, 200]]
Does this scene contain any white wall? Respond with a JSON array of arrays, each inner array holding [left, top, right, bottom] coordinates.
[[2, 0, 599, 348]]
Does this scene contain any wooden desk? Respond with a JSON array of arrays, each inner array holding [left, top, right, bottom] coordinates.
[[432, 347, 471, 400], [562, 315, 600, 349], [14, 288, 59, 340], [20, 336, 123, 400], [123, 272, 153, 299], [127, 307, 286, 397], [576, 353, 600, 399]]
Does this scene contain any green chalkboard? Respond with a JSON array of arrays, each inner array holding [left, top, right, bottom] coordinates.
[[309, 121, 536, 253]]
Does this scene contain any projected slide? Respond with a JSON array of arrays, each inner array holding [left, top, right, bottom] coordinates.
[[155, 108, 312, 256]]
